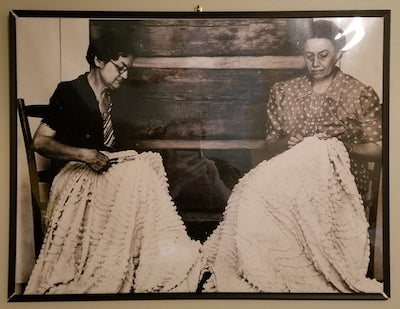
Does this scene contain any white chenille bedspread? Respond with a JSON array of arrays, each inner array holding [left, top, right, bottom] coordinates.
[[203, 137, 384, 294], [24, 151, 202, 294]]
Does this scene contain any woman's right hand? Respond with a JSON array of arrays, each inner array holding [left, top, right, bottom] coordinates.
[[33, 123, 110, 172], [81, 149, 110, 172], [288, 133, 304, 148]]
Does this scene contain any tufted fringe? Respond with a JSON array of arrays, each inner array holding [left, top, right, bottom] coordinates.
[[24, 151, 202, 294], [203, 137, 384, 294]]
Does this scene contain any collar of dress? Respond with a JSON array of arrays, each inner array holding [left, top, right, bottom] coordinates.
[[295, 68, 345, 104]]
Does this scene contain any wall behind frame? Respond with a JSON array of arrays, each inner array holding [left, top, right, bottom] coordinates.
[[1, 1, 399, 309], [14, 17, 89, 284]]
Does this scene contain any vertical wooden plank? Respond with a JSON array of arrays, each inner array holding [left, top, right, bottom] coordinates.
[[16, 18, 61, 103], [60, 18, 90, 81], [375, 172, 384, 280]]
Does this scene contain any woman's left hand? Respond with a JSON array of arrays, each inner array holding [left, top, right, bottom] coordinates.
[[81, 149, 111, 172]]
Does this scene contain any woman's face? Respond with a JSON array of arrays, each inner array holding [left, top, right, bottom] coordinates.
[[303, 38, 341, 82], [97, 54, 134, 90]]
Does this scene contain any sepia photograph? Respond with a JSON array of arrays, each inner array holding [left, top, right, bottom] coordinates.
[[8, 10, 390, 301]]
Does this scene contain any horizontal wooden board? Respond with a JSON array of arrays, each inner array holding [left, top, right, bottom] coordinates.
[[133, 55, 305, 69], [91, 18, 312, 57], [128, 139, 266, 150], [113, 68, 303, 140]]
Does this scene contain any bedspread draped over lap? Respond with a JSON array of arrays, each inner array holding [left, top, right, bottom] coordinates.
[[203, 136, 384, 294], [24, 151, 202, 294]]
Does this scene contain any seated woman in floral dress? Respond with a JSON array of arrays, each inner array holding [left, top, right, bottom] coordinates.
[[202, 20, 384, 295]]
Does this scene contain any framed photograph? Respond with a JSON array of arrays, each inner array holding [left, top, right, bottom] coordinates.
[[8, 9, 390, 301]]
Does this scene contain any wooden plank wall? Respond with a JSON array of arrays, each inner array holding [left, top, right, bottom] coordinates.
[[90, 18, 311, 239], [91, 19, 310, 150], [92, 19, 312, 57]]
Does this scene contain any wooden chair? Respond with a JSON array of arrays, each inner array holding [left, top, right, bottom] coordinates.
[[361, 157, 382, 279], [17, 98, 50, 257]]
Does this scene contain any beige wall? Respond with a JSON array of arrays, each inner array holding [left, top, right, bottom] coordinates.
[[1, 1, 399, 309], [14, 17, 90, 284]]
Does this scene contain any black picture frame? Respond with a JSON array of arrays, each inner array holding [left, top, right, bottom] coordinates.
[[8, 9, 390, 302]]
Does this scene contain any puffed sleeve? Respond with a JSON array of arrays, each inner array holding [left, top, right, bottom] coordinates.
[[265, 82, 285, 140], [356, 86, 382, 144], [41, 83, 70, 134]]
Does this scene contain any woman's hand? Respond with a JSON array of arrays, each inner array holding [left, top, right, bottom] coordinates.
[[33, 123, 110, 172], [288, 133, 330, 149], [81, 149, 111, 172], [315, 133, 329, 140], [288, 133, 304, 148], [344, 141, 382, 159]]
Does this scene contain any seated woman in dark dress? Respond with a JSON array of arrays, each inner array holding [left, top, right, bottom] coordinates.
[[33, 33, 132, 174], [24, 31, 202, 294]]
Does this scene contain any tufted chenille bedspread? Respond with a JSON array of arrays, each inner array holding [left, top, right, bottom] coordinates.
[[24, 151, 202, 294], [203, 137, 384, 294]]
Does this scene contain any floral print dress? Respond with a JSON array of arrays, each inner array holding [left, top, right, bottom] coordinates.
[[266, 68, 382, 195]]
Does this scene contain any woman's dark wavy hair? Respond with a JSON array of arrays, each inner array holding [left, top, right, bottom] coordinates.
[[86, 30, 134, 68], [303, 20, 346, 51]]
